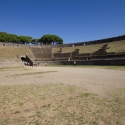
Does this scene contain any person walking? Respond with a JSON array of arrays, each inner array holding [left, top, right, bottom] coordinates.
[[45, 62, 48, 66], [74, 61, 76, 66]]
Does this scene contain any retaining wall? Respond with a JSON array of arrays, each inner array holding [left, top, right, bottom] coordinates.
[[61, 58, 125, 66], [31, 58, 125, 66], [33, 61, 63, 66], [0, 62, 24, 68], [0, 42, 30, 48]]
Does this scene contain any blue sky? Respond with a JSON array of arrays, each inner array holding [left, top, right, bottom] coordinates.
[[0, 0, 125, 43]]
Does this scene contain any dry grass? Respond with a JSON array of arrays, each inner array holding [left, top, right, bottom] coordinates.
[[101, 66, 125, 71], [52, 40, 125, 54], [52, 43, 105, 54], [7, 71, 57, 77], [0, 66, 125, 124], [0, 47, 31, 59], [107, 40, 125, 53], [0, 66, 30, 72], [0, 84, 125, 125]]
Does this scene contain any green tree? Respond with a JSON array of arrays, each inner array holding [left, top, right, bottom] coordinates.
[[0, 31, 32, 44], [40, 34, 63, 44], [17, 36, 32, 44], [0, 32, 8, 42], [7, 34, 18, 43], [31, 38, 40, 44]]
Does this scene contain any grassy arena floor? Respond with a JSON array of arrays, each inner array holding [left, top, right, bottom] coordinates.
[[0, 66, 125, 125]]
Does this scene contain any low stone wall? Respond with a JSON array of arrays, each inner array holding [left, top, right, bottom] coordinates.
[[0, 62, 24, 68], [32, 61, 63, 66], [31, 58, 125, 66], [52, 44, 63, 48], [69, 34, 125, 46], [61, 58, 125, 66], [0, 42, 30, 48]]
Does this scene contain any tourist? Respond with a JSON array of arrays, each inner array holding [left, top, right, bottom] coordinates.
[[45, 62, 48, 66], [74, 61, 76, 66]]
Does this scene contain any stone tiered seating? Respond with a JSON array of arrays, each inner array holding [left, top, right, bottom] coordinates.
[[70, 42, 125, 60], [91, 44, 108, 55], [30, 47, 42, 54], [30, 47, 52, 61], [72, 53, 91, 60], [106, 52, 116, 55], [29, 39, 125, 61], [53, 53, 70, 60], [34, 53, 52, 61], [42, 47, 51, 54], [90, 53, 125, 60], [71, 49, 91, 60]]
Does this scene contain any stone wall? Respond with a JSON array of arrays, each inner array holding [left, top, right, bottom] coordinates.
[[25, 54, 34, 66], [71, 34, 125, 46], [30, 58, 125, 66], [61, 58, 125, 66], [0, 61, 24, 68], [32, 61, 63, 66]]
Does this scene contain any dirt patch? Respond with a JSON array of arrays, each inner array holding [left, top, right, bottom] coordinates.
[[0, 66, 125, 124]]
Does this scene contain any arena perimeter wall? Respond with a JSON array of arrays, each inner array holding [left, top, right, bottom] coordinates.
[[61, 58, 125, 66], [35, 58, 125, 66]]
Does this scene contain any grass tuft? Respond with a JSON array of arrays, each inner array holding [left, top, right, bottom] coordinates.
[[0, 84, 125, 124]]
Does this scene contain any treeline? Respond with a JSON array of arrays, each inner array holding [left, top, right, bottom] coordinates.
[[29, 34, 63, 44], [40, 34, 63, 44], [0, 32, 32, 44], [0, 32, 63, 44]]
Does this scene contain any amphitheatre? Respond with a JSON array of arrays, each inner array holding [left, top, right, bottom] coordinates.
[[0, 35, 125, 125]]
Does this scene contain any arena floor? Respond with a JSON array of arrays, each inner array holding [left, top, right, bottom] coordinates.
[[0, 66, 125, 124], [1, 65, 125, 97]]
